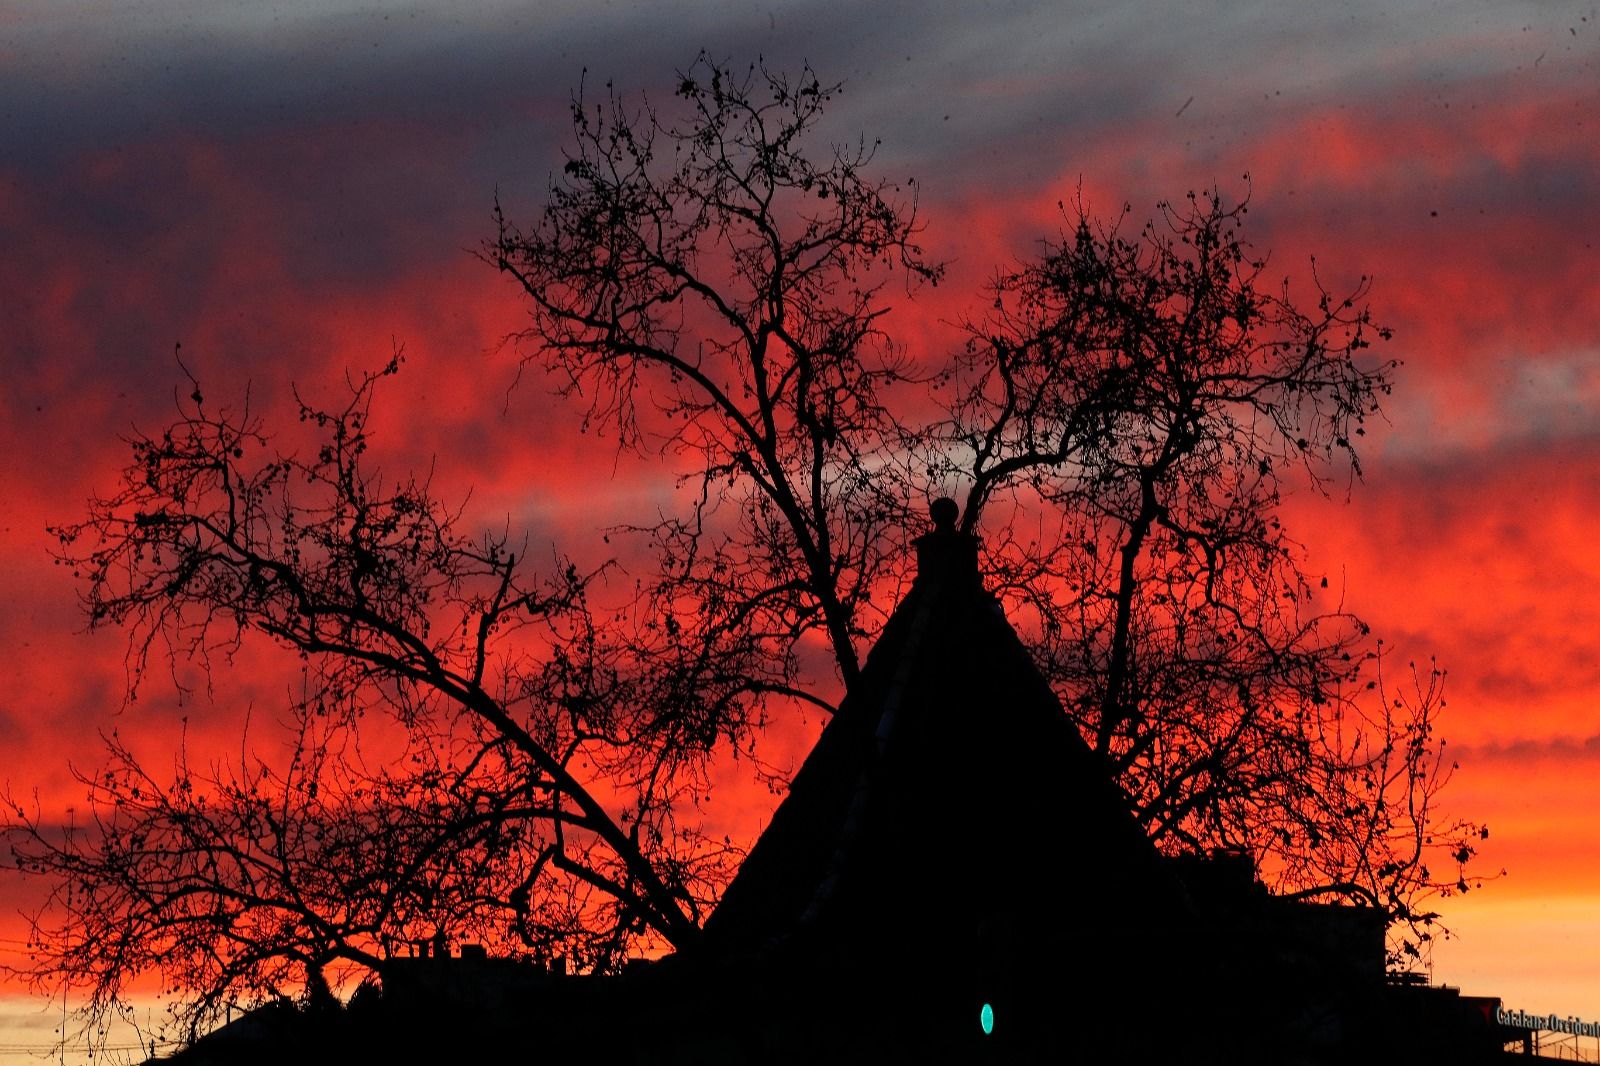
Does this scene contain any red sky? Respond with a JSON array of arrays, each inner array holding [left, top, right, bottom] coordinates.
[[3, 1, 1599, 1056]]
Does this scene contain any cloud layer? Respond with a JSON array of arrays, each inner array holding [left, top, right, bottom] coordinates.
[[2, 0, 1597, 1043]]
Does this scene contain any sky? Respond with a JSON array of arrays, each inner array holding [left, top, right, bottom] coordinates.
[[2, 0, 1599, 1058]]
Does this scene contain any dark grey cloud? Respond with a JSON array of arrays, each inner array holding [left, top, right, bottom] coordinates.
[[5, 1, 1588, 175], [2, 0, 1594, 459], [1452, 731, 1600, 763]]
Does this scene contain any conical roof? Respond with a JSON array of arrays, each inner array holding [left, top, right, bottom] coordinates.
[[702, 507, 1184, 957]]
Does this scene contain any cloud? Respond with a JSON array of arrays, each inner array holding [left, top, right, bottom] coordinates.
[[1281, 441, 1600, 748], [1452, 732, 1600, 764], [5, 0, 1597, 777], [3, 0, 1599, 1015]]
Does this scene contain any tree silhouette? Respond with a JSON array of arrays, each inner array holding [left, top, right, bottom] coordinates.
[[9, 362, 745, 1040], [932, 192, 1482, 950], [5, 53, 1485, 1043], [490, 57, 942, 696]]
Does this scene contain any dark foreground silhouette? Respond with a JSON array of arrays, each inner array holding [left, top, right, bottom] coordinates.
[[156, 511, 1526, 1065]]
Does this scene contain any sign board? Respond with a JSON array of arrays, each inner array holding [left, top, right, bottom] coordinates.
[[1498, 1007, 1600, 1037]]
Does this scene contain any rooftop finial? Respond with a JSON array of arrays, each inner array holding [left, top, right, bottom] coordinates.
[[916, 498, 977, 586]]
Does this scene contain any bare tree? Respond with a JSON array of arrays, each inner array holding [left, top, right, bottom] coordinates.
[[6, 54, 1486, 1042], [9, 360, 745, 1039], [934, 189, 1485, 956], [490, 55, 942, 699]]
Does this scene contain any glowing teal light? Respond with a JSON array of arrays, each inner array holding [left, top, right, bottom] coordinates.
[[980, 1002, 994, 1035]]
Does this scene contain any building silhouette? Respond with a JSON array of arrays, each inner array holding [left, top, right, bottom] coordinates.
[[162, 506, 1533, 1064]]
